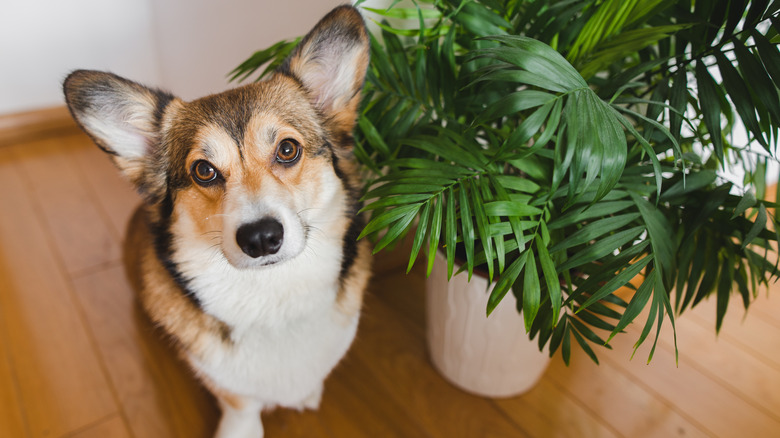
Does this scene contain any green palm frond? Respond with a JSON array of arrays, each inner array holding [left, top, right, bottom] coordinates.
[[232, 0, 780, 365]]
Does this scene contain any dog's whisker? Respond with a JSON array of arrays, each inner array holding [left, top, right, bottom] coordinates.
[[297, 207, 328, 216], [303, 227, 327, 241]]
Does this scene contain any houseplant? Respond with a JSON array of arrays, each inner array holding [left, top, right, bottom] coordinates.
[[232, 0, 780, 369]]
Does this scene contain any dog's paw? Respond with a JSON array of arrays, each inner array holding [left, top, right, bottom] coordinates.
[[215, 404, 264, 438], [297, 385, 323, 411]]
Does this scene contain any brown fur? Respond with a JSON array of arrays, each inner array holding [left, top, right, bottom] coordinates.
[[336, 236, 371, 318], [124, 206, 232, 355]]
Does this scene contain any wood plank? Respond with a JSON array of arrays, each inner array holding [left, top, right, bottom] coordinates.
[[12, 137, 121, 274], [353, 292, 534, 437], [380, 262, 618, 438], [322, 354, 432, 437], [605, 317, 780, 438], [262, 408, 337, 438], [748, 290, 780, 329], [73, 264, 218, 438], [66, 133, 140, 240], [688, 296, 780, 369], [266, 351, 432, 438], [493, 377, 619, 438], [547, 350, 710, 438], [364, 268, 624, 438], [0, 106, 79, 148], [395, 266, 619, 437], [66, 415, 131, 438], [76, 264, 436, 438], [657, 311, 780, 422], [145, 338, 218, 438], [6, 128, 780, 438], [0, 263, 29, 438], [0, 148, 117, 437], [374, 263, 779, 437]]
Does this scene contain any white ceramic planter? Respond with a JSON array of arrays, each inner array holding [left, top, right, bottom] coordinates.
[[426, 250, 550, 398]]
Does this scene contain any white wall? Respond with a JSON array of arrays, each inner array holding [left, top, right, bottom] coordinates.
[[0, 0, 161, 115], [150, 0, 344, 101], [0, 0, 347, 115]]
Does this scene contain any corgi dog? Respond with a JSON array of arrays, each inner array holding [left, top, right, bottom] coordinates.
[[63, 6, 371, 437]]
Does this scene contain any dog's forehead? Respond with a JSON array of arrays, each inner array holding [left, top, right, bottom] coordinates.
[[181, 76, 322, 151]]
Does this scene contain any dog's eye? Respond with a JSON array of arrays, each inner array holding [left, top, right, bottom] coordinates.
[[276, 139, 301, 164], [191, 159, 220, 185]]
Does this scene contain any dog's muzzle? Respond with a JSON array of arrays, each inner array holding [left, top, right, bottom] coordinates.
[[236, 218, 284, 258]]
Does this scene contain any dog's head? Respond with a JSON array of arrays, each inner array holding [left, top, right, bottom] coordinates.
[[64, 6, 369, 270]]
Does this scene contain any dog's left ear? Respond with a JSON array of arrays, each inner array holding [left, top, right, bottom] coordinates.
[[280, 5, 369, 132]]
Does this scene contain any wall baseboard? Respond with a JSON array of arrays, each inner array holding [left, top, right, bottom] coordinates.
[[0, 106, 80, 147]]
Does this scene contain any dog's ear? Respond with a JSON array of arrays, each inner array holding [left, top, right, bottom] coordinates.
[[63, 70, 176, 200], [280, 5, 369, 133]]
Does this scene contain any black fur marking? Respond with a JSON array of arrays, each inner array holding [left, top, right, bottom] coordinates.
[[151, 189, 204, 310], [95, 141, 120, 157], [323, 140, 343, 173], [312, 137, 332, 158], [326, 140, 364, 285], [199, 90, 254, 161], [339, 132, 355, 148], [340, 212, 364, 284], [326, 139, 360, 200], [152, 90, 175, 131]]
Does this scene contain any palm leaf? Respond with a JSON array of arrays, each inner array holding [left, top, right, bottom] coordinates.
[[236, 0, 780, 365]]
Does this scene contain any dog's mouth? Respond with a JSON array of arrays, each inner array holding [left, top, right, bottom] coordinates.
[[221, 227, 307, 271], [222, 250, 290, 270], [221, 242, 297, 269]]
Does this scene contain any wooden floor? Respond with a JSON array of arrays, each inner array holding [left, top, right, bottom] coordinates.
[[2, 129, 780, 438]]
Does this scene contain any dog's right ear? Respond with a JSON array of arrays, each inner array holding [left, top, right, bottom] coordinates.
[[63, 70, 176, 196]]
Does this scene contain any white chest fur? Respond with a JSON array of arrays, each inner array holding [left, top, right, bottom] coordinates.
[[174, 226, 357, 408]]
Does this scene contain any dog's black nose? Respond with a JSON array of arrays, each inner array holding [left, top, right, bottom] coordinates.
[[236, 218, 284, 258]]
